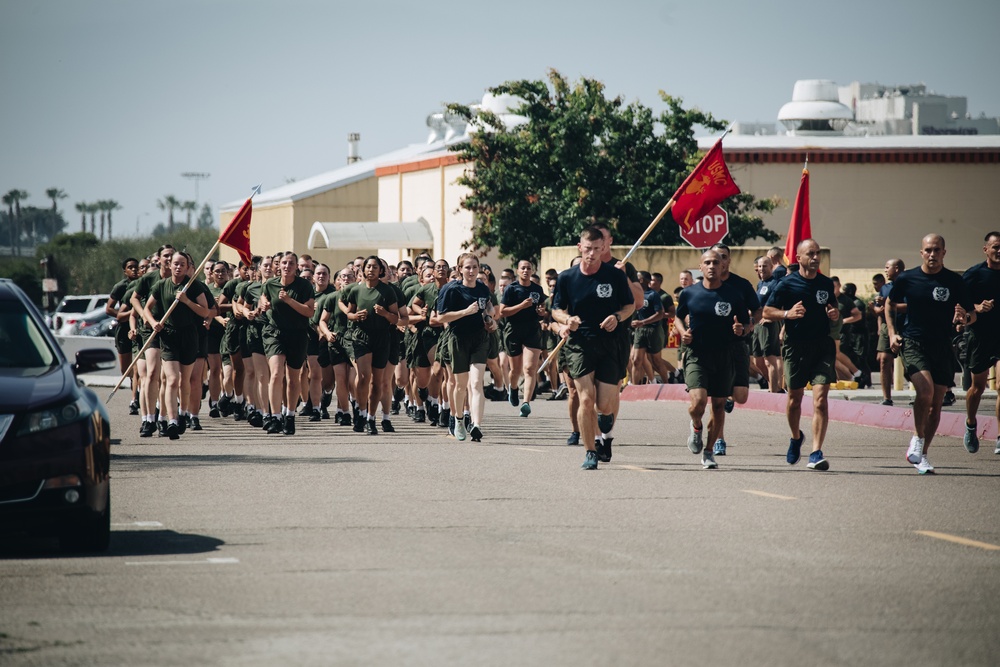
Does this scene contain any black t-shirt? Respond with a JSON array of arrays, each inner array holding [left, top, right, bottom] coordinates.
[[552, 262, 633, 338], [889, 267, 972, 342], [501, 281, 545, 329], [635, 287, 663, 323], [724, 272, 760, 313], [771, 264, 788, 281], [963, 261, 1000, 335], [765, 270, 837, 342], [676, 281, 750, 353], [437, 281, 492, 338], [755, 275, 781, 307]]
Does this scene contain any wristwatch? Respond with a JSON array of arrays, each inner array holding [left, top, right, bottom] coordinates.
[[614, 313, 621, 322]]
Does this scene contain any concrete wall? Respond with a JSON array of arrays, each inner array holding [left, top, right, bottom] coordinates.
[[540, 245, 831, 291], [733, 161, 1000, 269]]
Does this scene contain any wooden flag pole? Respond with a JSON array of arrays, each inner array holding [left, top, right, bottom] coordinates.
[[105, 238, 222, 404], [105, 185, 261, 404], [538, 335, 566, 375]]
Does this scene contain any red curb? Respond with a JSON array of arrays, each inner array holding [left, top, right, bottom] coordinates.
[[622, 385, 999, 441]]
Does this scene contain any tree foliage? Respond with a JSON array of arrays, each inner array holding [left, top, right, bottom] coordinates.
[[447, 70, 778, 262]]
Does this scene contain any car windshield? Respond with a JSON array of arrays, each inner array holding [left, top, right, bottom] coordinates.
[[58, 298, 93, 313], [0, 301, 59, 368]]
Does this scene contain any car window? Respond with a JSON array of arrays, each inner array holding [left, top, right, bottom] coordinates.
[[0, 301, 58, 368], [58, 298, 94, 314]]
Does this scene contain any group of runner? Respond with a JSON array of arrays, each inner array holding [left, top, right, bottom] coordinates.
[[104, 229, 999, 474]]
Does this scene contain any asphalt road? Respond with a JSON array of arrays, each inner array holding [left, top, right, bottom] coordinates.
[[2, 390, 999, 666]]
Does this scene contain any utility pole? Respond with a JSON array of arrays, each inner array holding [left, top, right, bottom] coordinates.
[[181, 172, 211, 207]]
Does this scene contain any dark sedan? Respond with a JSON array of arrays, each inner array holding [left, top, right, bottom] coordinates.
[[0, 279, 116, 552]]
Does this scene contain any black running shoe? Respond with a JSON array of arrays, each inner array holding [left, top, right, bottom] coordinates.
[[309, 409, 321, 422], [340, 412, 353, 427], [566, 431, 580, 446], [129, 400, 139, 416], [597, 436, 613, 463], [353, 414, 365, 433], [414, 408, 426, 423], [469, 425, 483, 442], [266, 417, 283, 434], [157, 420, 168, 437], [167, 422, 180, 440], [509, 387, 519, 407], [366, 418, 378, 435], [320, 391, 333, 410], [218, 394, 232, 417], [234, 403, 246, 421], [439, 408, 450, 429], [464, 413, 472, 431], [390, 400, 400, 415], [248, 411, 263, 428], [393, 386, 405, 403], [177, 416, 187, 435], [140, 421, 154, 438], [191, 417, 202, 431], [283, 415, 296, 435], [298, 401, 313, 417], [381, 419, 395, 433], [209, 406, 221, 418], [321, 407, 330, 420], [428, 403, 439, 427]]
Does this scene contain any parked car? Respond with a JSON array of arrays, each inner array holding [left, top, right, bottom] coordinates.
[[52, 294, 110, 336], [0, 278, 115, 553], [70, 307, 117, 337]]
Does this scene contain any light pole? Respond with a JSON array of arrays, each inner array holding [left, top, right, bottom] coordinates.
[[181, 172, 211, 207]]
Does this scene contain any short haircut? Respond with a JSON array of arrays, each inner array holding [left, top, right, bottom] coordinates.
[[652, 272, 663, 282], [843, 283, 857, 297], [580, 226, 604, 243], [122, 257, 139, 269], [986, 231, 1000, 242], [710, 242, 730, 254], [636, 271, 651, 283]]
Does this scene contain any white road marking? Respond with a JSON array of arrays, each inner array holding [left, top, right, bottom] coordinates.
[[125, 557, 240, 566], [112, 521, 164, 527], [915, 531, 1000, 551], [516, 447, 546, 453], [742, 489, 797, 501]]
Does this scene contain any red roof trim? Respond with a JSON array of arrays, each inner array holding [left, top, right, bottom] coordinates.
[[375, 153, 464, 177]]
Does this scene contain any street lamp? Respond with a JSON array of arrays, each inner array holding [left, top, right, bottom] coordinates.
[[181, 172, 211, 207]]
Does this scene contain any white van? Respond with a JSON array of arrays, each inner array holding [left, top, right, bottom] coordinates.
[[52, 294, 110, 336]]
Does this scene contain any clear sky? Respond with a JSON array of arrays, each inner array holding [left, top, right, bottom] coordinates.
[[2, 0, 998, 238]]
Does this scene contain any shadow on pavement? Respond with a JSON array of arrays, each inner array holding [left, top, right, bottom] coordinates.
[[0, 529, 225, 560], [111, 453, 373, 471]]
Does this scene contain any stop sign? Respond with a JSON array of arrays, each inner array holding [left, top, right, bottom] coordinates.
[[679, 205, 729, 248]]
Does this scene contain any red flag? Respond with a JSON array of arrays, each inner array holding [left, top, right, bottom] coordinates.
[[670, 139, 741, 232], [784, 168, 811, 265], [219, 198, 253, 266]]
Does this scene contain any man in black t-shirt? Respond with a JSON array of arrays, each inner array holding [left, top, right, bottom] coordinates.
[[764, 239, 839, 472], [962, 231, 1000, 456], [887, 234, 974, 473], [674, 250, 749, 470], [552, 227, 635, 470]]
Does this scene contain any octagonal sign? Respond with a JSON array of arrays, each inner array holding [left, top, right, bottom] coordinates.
[[679, 205, 729, 249]]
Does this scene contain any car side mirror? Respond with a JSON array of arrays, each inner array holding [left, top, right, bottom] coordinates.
[[75, 348, 117, 375]]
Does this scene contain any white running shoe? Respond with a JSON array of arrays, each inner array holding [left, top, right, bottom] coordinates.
[[995, 437, 1000, 455], [906, 436, 923, 465], [916, 455, 935, 475], [701, 450, 717, 469]]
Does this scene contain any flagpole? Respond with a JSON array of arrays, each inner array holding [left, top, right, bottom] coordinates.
[[621, 124, 733, 264], [105, 185, 260, 404]]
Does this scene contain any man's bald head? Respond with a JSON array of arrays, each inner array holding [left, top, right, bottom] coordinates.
[[922, 233, 945, 249]]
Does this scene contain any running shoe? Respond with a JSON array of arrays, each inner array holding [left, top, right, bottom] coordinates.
[[266, 417, 283, 434], [391, 400, 400, 415], [906, 436, 923, 464], [553, 383, 568, 400], [787, 431, 804, 465], [321, 407, 330, 420], [994, 437, 1000, 455], [209, 406, 221, 418], [177, 416, 187, 435], [566, 431, 580, 446], [366, 418, 378, 436], [713, 439, 727, 456], [520, 402, 531, 418], [688, 422, 704, 454], [597, 436, 613, 463], [916, 455, 935, 474], [340, 412, 353, 427], [942, 390, 956, 407], [283, 415, 296, 436], [964, 423, 979, 454], [140, 421, 154, 438], [353, 414, 365, 433], [509, 387, 519, 407], [881, 399, 893, 407], [158, 420, 168, 437], [448, 414, 456, 438], [381, 419, 395, 433], [807, 450, 829, 471], [309, 409, 322, 422], [455, 417, 467, 441], [129, 399, 139, 416], [414, 408, 426, 423], [440, 408, 451, 429], [581, 450, 599, 470], [724, 398, 735, 413], [191, 417, 202, 431], [248, 411, 263, 428], [702, 449, 717, 469], [469, 424, 483, 442], [463, 413, 472, 432], [167, 422, 180, 440]]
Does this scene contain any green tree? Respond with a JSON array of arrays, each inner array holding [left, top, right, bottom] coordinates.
[[2, 191, 16, 253], [102, 199, 121, 239], [158, 195, 181, 232], [447, 70, 777, 262], [45, 188, 67, 244], [181, 200, 197, 228], [3, 189, 29, 255], [197, 203, 215, 230], [87, 202, 99, 237], [75, 201, 88, 233]]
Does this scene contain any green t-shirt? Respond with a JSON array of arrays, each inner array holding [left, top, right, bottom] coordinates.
[[346, 281, 398, 338], [322, 290, 350, 335], [310, 286, 336, 327], [262, 276, 314, 331], [149, 277, 210, 329]]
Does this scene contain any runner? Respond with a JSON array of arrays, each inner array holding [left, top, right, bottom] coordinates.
[[205, 261, 229, 420], [629, 271, 665, 385], [873, 259, 905, 406], [258, 252, 315, 435], [435, 253, 495, 442], [142, 251, 212, 440], [318, 268, 357, 426], [751, 255, 783, 393], [886, 234, 974, 473], [674, 250, 750, 469], [962, 231, 1000, 455], [105, 257, 140, 414], [303, 262, 334, 422], [763, 239, 840, 471], [409, 260, 450, 425], [130, 244, 174, 438], [499, 259, 546, 417], [647, 272, 679, 384], [551, 227, 635, 469], [344, 256, 399, 435]]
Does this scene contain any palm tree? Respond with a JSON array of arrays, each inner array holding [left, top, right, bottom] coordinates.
[[75, 201, 88, 233], [45, 188, 67, 245], [3, 191, 15, 254], [102, 199, 121, 239], [181, 200, 197, 228], [88, 202, 99, 236], [4, 189, 28, 255], [157, 195, 181, 233]]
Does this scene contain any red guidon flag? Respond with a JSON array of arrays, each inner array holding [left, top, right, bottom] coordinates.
[[670, 139, 741, 232], [784, 167, 811, 265], [219, 197, 253, 266]]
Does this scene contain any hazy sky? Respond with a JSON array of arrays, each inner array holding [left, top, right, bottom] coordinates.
[[2, 0, 998, 238]]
